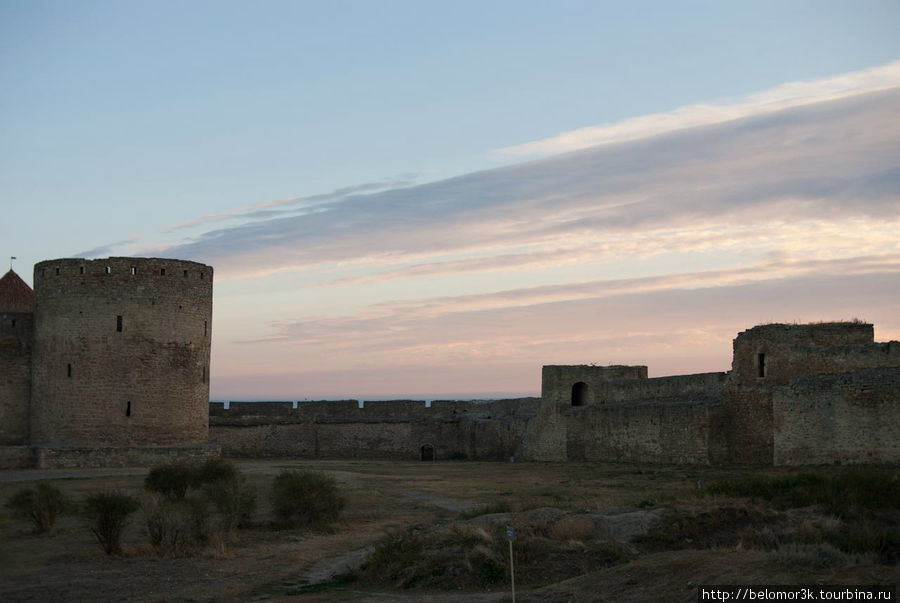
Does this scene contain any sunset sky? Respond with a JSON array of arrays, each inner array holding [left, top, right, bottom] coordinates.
[[2, 1, 899, 400]]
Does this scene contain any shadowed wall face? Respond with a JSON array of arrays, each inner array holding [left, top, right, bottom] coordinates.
[[208, 398, 540, 461], [529, 322, 899, 466], [30, 258, 213, 446], [0, 312, 33, 445]]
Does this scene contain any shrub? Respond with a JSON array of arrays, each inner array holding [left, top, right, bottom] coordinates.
[[144, 463, 195, 501], [193, 458, 238, 486], [142, 458, 256, 550], [360, 529, 425, 587], [143, 492, 214, 555], [270, 470, 345, 526], [145, 496, 194, 554], [6, 482, 70, 535], [202, 477, 257, 530], [83, 491, 140, 555]]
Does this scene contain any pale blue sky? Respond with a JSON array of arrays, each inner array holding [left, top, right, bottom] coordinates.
[[2, 1, 899, 398]]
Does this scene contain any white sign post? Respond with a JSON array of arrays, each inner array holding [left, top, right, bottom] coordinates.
[[506, 525, 516, 603]]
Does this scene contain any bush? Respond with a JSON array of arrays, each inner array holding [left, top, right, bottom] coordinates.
[[202, 477, 257, 530], [193, 458, 238, 486], [6, 482, 70, 535], [144, 463, 195, 501], [270, 470, 345, 526], [142, 459, 256, 553], [143, 492, 214, 555], [83, 491, 140, 555], [360, 529, 425, 587]]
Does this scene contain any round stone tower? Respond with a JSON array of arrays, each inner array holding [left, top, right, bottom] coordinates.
[[30, 257, 213, 447]]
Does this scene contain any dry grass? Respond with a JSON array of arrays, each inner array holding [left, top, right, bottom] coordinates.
[[0, 460, 896, 602]]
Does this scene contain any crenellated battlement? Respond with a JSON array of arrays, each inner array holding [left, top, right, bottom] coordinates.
[[35, 257, 212, 283]]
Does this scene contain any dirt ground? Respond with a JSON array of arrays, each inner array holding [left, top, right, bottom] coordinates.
[[0, 460, 896, 602]]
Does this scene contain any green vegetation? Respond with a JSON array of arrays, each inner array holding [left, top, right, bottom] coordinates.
[[201, 475, 257, 530], [359, 517, 630, 591], [1, 461, 896, 601], [627, 467, 900, 563], [360, 529, 425, 587], [142, 458, 257, 554], [270, 470, 345, 526], [6, 482, 70, 535], [634, 501, 780, 551], [193, 457, 239, 485], [144, 462, 195, 501], [706, 467, 900, 515], [83, 491, 140, 555]]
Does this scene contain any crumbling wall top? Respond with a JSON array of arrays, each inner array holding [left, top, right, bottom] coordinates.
[[734, 322, 873, 347]]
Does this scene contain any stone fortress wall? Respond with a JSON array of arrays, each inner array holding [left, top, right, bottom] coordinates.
[[2, 256, 898, 468], [209, 321, 899, 466], [209, 398, 540, 461], [518, 322, 900, 466]]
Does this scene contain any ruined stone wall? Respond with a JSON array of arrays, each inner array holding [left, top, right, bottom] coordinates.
[[773, 367, 900, 465], [30, 258, 212, 446], [717, 385, 774, 464], [523, 367, 725, 463], [209, 398, 539, 460], [0, 312, 32, 445], [598, 372, 726, 403], [729, 322, 892, 385], [542, 365, 649, 407], [519, 365, 648, 461], [723, 322, 899, 464], [566, 398, 722, 464], [562, 373, 727, 464]]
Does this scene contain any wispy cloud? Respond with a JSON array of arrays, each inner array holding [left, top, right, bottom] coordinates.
[[163, 174, 419, 232], [139, 61, 900, 397], [303, 218, 900, 289], [162, 84, 900, 282], [246, 253, 900, 347], [75, 234, 143, 258], [496, 60, 900, 157], [217, 265, 900, 398]]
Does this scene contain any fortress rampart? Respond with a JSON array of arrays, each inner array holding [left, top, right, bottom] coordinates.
[[1, 257, 897, 468], [209, 398, 540, 460], [521, 322, 900, 465]]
